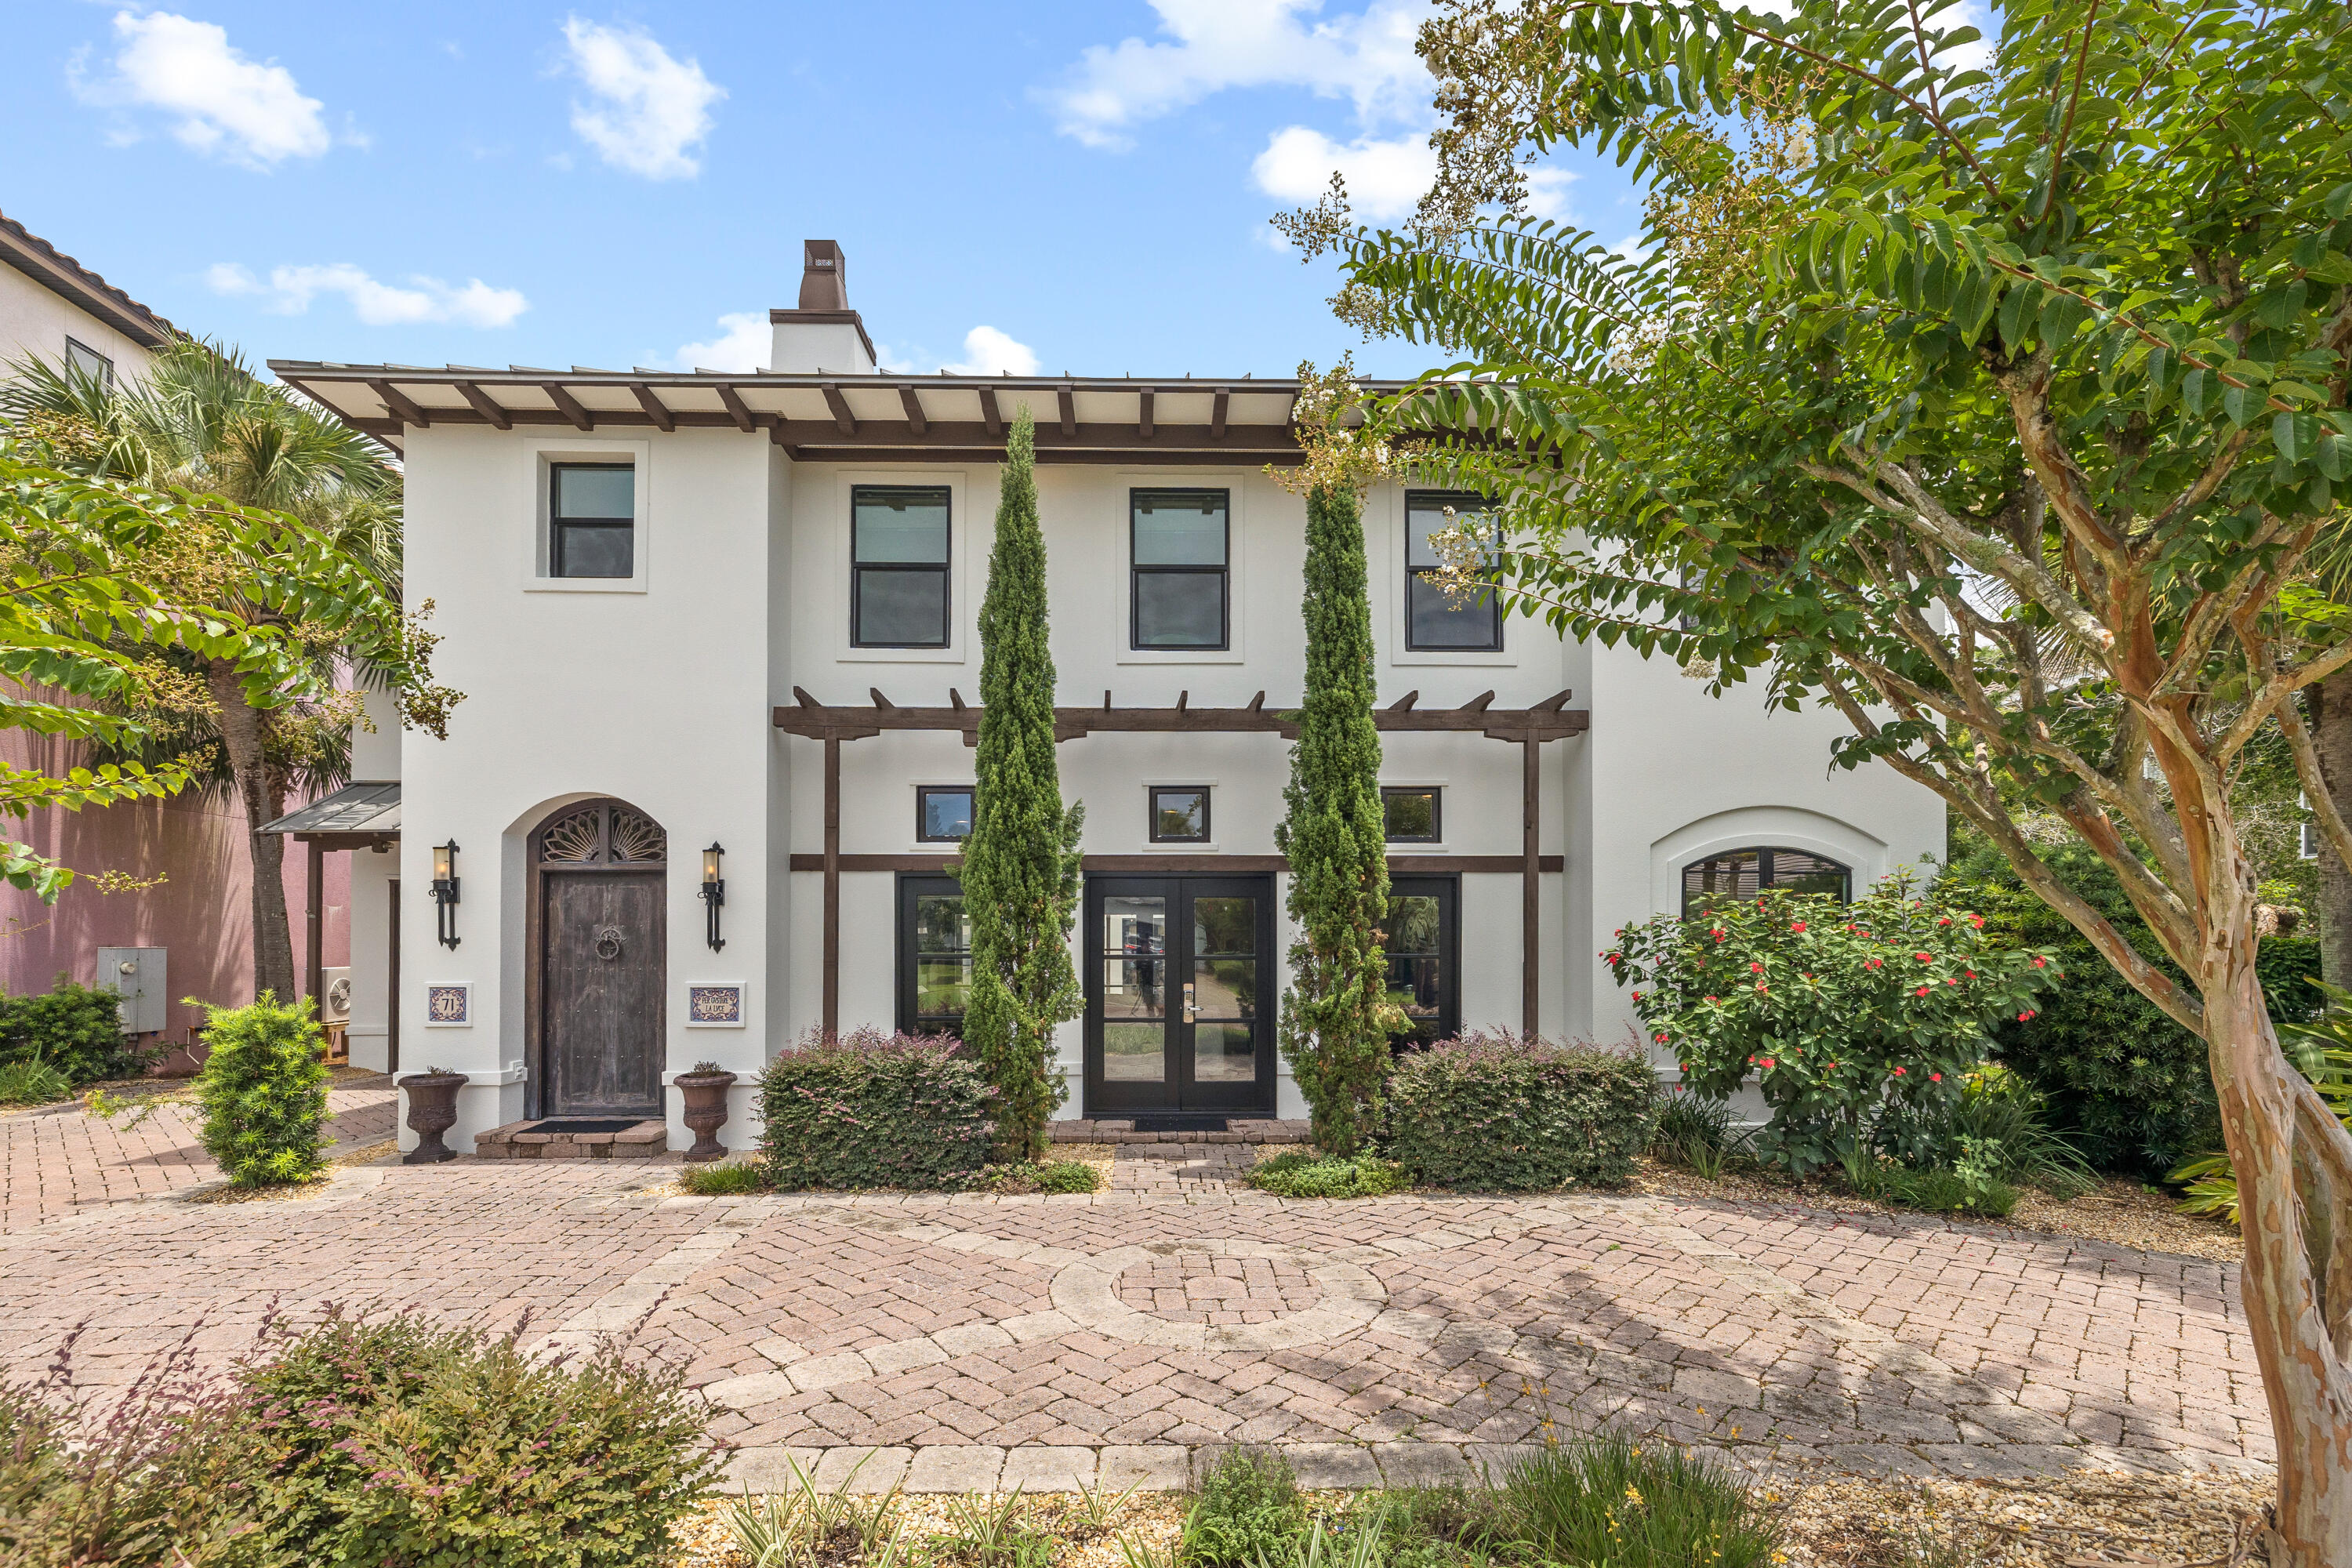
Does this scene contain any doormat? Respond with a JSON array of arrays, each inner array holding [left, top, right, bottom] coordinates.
[[524, 1119, 645, 1135], [1125, 1114, 1229, 1132]]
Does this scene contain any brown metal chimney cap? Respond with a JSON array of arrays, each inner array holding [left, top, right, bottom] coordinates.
[[798, 241, 848, 310]]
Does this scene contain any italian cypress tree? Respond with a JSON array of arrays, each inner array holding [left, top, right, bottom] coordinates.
[[961, 410, 1084, 1160], [1275, 480, 1390, 1153]]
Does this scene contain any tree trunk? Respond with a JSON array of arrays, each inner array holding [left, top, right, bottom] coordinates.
[[207, 661, 297, 1006], [2313, 670, 2352, 989], [2205, 903, 2352, 1564]]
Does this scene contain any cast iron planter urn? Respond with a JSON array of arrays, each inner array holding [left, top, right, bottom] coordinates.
[[397, 1069, 466, 1164], [673, 1065, 739, 1162]]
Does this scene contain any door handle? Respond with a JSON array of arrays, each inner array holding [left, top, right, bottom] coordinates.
[[1182, 982, 1196, 1023]]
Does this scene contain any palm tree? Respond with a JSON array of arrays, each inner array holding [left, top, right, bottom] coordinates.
[[2, 342, 404, 1004]]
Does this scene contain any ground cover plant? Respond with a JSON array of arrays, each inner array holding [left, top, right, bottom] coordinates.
[[969, 1159, 1102, 1194], [1383, 1030, 1655, 1191], [1245, 1150, 1412, 1199], [0, 1054, 73, 1106], [192, 992, 330, 1187], [677, 1160, 767, 1196], [1181, 1449, 1308, 1567], [1, 1307, 720, 1567], [757, 1027, 994, 1190]]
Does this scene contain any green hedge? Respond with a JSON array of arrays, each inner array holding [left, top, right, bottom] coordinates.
[[194, 993, 331, 1187], [1384, 1032, 1657, 1192], [0, 977, 139, 1087], [756, 1028, 995, 1189], [1950, 833, 2324, 1176]]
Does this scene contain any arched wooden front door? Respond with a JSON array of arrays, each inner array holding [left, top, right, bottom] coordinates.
[[531, 800, 666, 1119]]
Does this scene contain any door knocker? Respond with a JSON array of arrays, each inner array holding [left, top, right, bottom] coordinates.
[[593, 925, 625, 960]]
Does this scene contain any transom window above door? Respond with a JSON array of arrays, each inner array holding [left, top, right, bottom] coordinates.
[[916, 786, 972, 843], [853, 485, 951, 647], [1682, 846, 1853, 916], [1149, 786, 1210, 843], [1131, 488, 1229, 650], [1381, 787, 1442, 842], [550, 463, 635, 579], [1405, 491, 1503, 652]]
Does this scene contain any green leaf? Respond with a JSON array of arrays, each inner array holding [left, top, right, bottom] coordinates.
[[2223, 382, 2258, 427], [1997, 282, 2038, 347], [2038, 292, 2091, 354]]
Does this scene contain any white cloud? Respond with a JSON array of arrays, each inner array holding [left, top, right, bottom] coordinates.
[[1251, 126, 1433, 221], [1523, 167, 1579, 223], [73, 9, 330, 167], [1045, 0, 1429, 150], [207, 263, 528, 328], [665, 310, 768, 372], [559, 17, 724, 180], [877, 326, 1042, 378]]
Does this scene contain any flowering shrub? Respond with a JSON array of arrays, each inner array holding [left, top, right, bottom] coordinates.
[[1607, 870, 2064, 1175], [1384, 1030, 1656, 1190], [757, 1027, 995, 1189]]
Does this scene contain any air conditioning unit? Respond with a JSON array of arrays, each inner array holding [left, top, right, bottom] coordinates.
[[96, 946, 167, 1034], [321, 966, 353, 1024]]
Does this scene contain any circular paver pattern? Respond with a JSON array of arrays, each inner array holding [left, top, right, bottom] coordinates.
[[1052, 1239, 1386, 1351]]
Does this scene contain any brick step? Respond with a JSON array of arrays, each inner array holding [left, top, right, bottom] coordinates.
[[475, 1119, 669, 1161], [1049, 1119, 1310, 1146]]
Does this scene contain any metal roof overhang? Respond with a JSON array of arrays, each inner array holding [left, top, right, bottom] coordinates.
[[262, 363, 1405, 464], [259, 780, 400, 847]]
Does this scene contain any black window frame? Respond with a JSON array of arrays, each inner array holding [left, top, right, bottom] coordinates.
[[896, 873, 972, 1039], [1148, 786, 1211, 844], [64, 337, 114, 388], [548, 461, 637, 579], [851, 484, 953, 649], [1680, 845, 1854, 916], [916, 785, 974, 844], [1380, 786, 1443, 843], [1129, 488, 1231, 652], [1404, 489, 1504, 653], [1384, 875, 1461, 1048]]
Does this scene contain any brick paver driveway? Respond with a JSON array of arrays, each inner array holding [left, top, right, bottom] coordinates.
[[0, 1127, 2267, 1493]]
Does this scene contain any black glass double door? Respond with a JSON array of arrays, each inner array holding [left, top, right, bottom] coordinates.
[[1084, 874, 1275, 1116]]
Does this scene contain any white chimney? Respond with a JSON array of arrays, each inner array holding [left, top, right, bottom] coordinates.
[[770, 240, 876, 374]]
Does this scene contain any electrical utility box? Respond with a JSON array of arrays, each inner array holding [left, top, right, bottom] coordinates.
[[96, 946, 167, 1035]]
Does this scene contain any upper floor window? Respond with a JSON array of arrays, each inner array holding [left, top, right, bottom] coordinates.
[[853, 485, 951, 648], [1405, 491, 1502, 652], [64, 338, 114, 388], [1131, 488, 1229, 649], [1149, 786, 1210, 843], [917, 786, 973, 843], [1381, 787, 1442, 842], [1682, 846, 1852, 917], [550, 463, 635, 579]]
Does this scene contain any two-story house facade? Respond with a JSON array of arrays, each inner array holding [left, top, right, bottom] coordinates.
[[270, 242, 1943, 1157]]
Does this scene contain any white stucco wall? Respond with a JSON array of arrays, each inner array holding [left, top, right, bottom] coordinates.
[[0, 266, 154, 382]]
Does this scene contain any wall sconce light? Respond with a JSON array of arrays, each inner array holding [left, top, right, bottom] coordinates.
[[700, 842, 726, 951], [431, 839, 461, 949]]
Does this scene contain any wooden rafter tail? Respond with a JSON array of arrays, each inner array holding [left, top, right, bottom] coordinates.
[[1388, 690, 1421, 711], [1247, 691, 1267, 713], [1176, 691, 1189, 714], [1458, 690, 1497, 713], [1533, 688, 1573, 712], [793, 686, 822, 709], [948, 688, 967, 712], [869, 688, 895, 710]]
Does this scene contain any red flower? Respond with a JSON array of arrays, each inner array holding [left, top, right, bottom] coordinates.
[[1755, 982, 1768, 993], [1654, 1033, 1670, 1044], [1915, 953, 1933, 962], [1865, 957, 1882, 969], [1705, 996, 1719, 1004], [1749, 962, 1763, 974], [1759, 1057, 1776, 1069], [1937, 916, 1951, 925], [1944, 977, 1958, 986], [1969, 914, 1984, 929], [1891, 1065, 1907, 1076], [1930, 1073, 1943, 1083], [1632, 990, 1644, 1001], [1802, 972, 1814, 981], [1965, 971, 1976, 979], [2031, 956, 2047, 967], [2017, 1009, 2037, 1022], [1916, 985, 1929, 996], [1791, 921, 1808, 933]]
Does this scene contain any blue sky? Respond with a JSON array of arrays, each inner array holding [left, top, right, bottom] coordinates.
[[7, 2, 1638, 382]]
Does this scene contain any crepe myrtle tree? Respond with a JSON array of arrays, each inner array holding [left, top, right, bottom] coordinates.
[[1282, 0, 2352, 1552]]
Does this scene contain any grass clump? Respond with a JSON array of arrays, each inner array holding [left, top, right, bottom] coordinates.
[[678, 1160, 767, 1196], [1246, 1150, 1411, 1199], [1182, 1448, 1308, 1566], [0, 1054, 73, 1106], [1494, 1433, 1783, 1568], [1649, 1089, 1747, 1178], [973, 1159, 1102, 1194]]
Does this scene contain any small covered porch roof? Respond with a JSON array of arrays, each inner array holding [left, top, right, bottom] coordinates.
[[260, 780, 401, 848]]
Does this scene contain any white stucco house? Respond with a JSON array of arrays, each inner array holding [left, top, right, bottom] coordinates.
[[267, 241, 1942, 1157]]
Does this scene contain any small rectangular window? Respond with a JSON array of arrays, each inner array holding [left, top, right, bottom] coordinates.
[[64, 338, 114, 388], [1381, 787, 1442, 843], [853, 485, 951, 647], [1405, 491, 1502, 652], [917, 786, 973, 843], [1131, 488, 1229, 649], [550, 463, 635, 579], [1149, 786, 1210, 843]]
